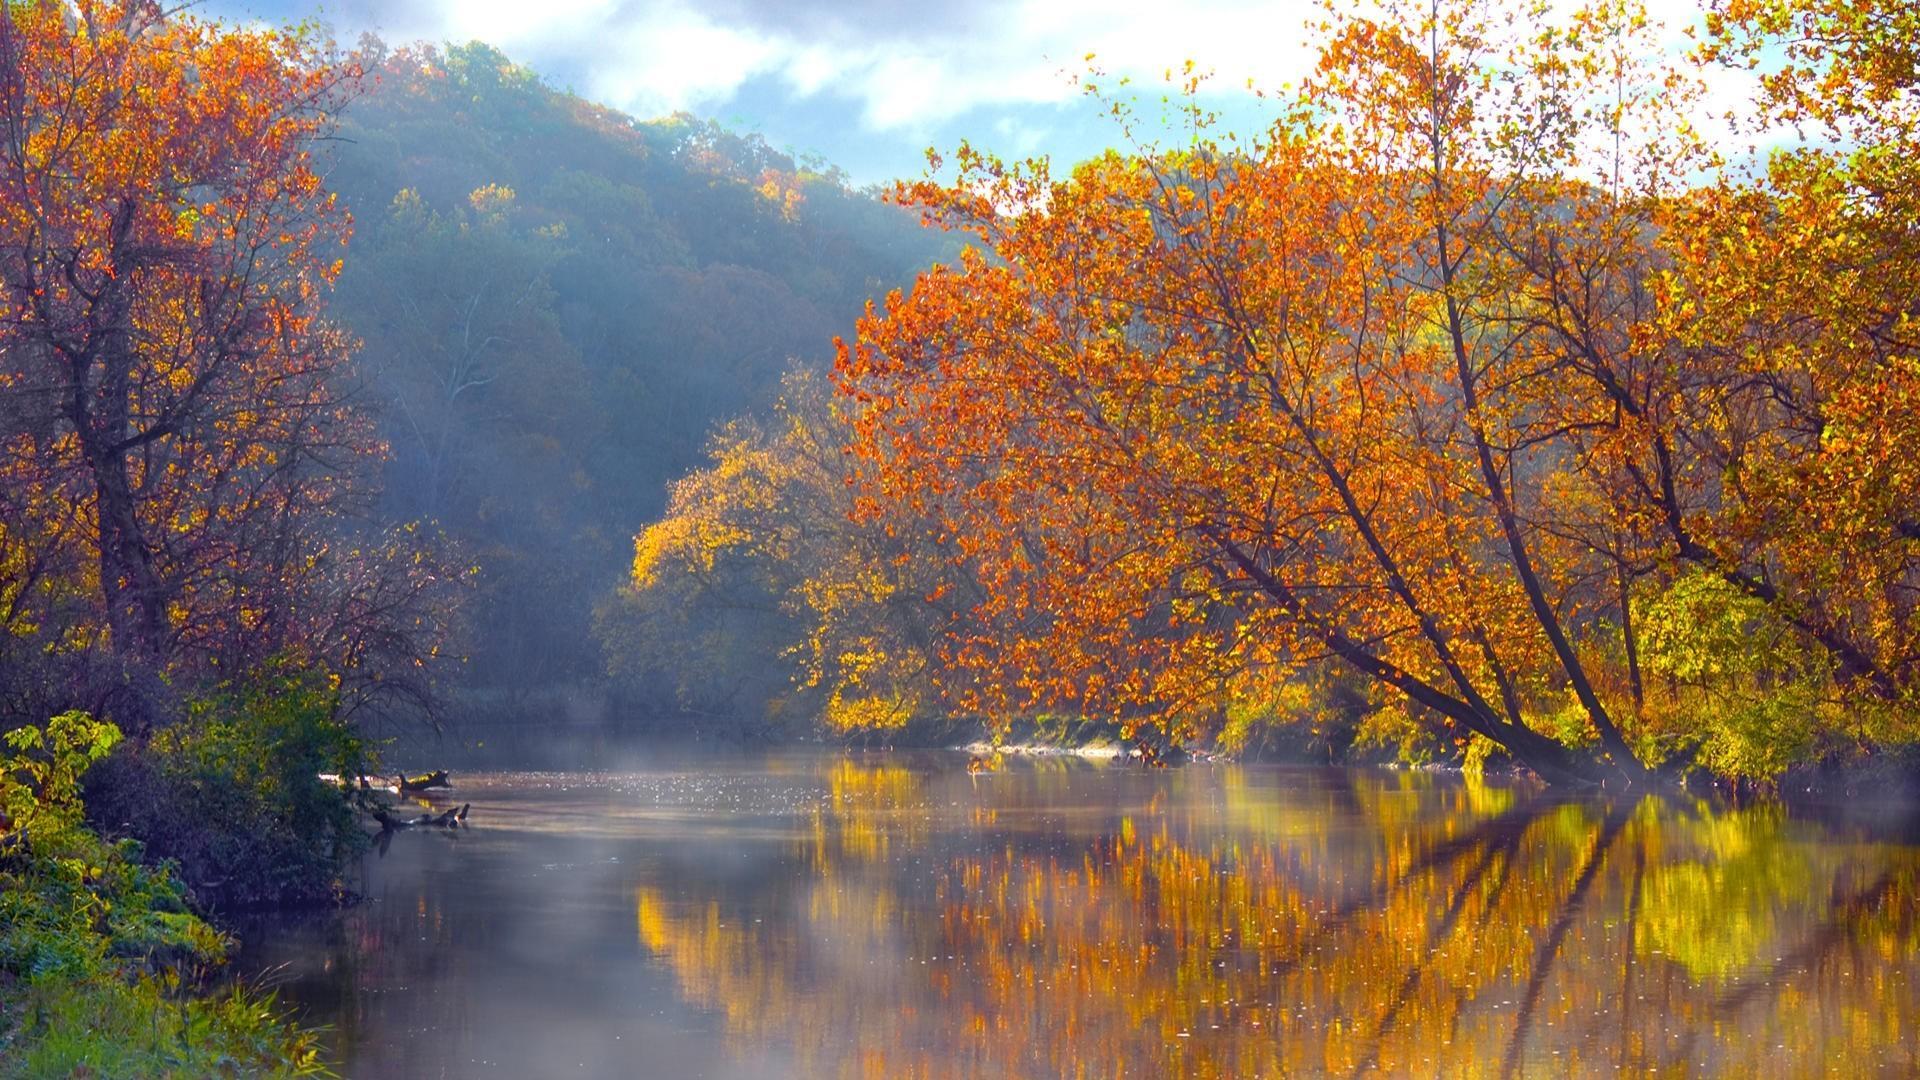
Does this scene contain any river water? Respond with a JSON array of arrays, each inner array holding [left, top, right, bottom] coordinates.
[[237, 753, 1920, 1078]]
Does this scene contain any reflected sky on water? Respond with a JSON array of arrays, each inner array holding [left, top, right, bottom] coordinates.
[[237, 754, 1920, 1078]]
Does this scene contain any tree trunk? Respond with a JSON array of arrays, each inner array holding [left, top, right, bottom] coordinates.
[[1210, 531, 1621, 787], [87, 437, 166, 657], [1434, 227, 1645, 782], [66, 230, 168, 660]]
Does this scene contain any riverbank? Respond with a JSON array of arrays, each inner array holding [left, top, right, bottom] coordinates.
[[0, 714, 328, 1079], [381, 701, 1920, 805]]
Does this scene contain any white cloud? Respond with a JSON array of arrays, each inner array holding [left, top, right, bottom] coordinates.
[[794, 0, 1322, 132], [369, 0, 625, 52], [379, 0, 1325, 130], [328, 0, 1780, 182], [586, 5, 782, 115]]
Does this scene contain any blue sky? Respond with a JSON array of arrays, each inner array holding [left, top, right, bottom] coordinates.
[[198, 0, 1751, 188]]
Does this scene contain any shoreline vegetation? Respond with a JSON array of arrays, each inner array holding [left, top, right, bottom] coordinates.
[[946, 736, 1920, 807], [0, 715, 329, 1079]]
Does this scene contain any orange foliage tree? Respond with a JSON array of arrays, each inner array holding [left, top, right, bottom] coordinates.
[[1638, 0, 1920, 700], [0, 2, 458, 719], [836, 0, 1919, 784]]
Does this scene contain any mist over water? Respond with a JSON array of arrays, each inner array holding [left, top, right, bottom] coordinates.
[[238, 755, 1920, 1078]]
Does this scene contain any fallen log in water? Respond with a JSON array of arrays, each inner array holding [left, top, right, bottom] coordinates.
[[371, 803, 470, 832], [323, 770, 451, 794], [397, 770, 451, 792]]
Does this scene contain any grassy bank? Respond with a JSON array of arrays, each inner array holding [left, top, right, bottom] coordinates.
[[0, 713, 331, 1078]]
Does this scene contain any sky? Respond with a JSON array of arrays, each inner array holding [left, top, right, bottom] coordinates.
[[197, 0, 1748, 188]]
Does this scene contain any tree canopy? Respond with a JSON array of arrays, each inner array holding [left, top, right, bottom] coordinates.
[[824, 0, 1920, 783]]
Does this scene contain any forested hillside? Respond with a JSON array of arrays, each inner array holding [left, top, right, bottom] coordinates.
[[323, 42, 947, 695]]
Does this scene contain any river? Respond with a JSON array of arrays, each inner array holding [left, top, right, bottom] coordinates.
[[236, 753, 1920, 1077]]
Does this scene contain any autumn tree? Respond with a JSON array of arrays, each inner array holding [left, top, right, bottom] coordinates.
[[602, 369, 964, 732], [837, 0, 1918, 784], [0, 2, 462, 723], [1631, 0, 1920, 706]]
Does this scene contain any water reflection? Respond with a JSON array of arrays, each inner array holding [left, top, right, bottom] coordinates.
[[241, 758, 1920, 1077]]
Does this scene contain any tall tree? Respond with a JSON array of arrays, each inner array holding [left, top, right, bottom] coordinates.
[[837, 0, 1918, 783], [0, 2, 458, 721]]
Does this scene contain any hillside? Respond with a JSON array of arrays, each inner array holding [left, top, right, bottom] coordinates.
[[322, 42, 949, 695]]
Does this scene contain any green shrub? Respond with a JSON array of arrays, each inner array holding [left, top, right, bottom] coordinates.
[[85, 663, 370, 910], [3, 971, 332, 1080], [0, 713, 328, 1077], [1636, 570, 1834, 782]]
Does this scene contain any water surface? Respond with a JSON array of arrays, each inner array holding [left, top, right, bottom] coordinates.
[[240, 754, 1920, 1077]]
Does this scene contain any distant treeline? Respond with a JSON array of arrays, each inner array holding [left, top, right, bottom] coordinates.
[[0, 12, 944, 733]]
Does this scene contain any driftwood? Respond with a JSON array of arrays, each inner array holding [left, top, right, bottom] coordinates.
[[325, 771, 445, 794], [354, 769, 463, 833], [397, 770, 450, 793], [372, 803, 470, 832]]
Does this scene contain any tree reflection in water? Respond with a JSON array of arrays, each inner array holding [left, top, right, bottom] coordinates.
[[632, 761, 1919, 1078]]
